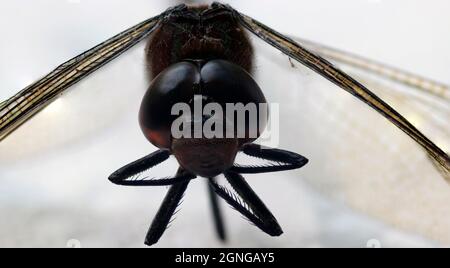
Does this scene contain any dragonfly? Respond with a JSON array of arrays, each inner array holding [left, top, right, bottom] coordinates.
[[0, 2, 449, 246]]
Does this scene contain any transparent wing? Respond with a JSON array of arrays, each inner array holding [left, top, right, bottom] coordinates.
[[249, 36, 450, 246], [229, 5, 450, 243], [232, 7, 450, 176], [291, 37, 450, 101], [291, 37, 450, 180], [0, 14, 162, 141]]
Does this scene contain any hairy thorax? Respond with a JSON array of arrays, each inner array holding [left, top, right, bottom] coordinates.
[[146, 4, 253, 78]]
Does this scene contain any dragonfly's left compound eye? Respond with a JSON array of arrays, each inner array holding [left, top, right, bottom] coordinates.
[[139, 62, 200, 149]]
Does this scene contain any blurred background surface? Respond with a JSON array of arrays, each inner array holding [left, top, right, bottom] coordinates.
[[0, 0, 449, 247]]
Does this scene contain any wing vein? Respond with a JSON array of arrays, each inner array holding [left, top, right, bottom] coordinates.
[[234, 10, 450, 175], [0, 15, 162, 141]]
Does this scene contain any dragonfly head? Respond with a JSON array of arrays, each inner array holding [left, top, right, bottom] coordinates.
[[139, 59, 268, 177]]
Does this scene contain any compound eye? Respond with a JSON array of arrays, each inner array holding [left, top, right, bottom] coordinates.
[[201, 60, 268, 143], [139, 62, 200, 149]]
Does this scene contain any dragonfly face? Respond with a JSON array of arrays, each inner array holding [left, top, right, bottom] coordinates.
[[139, 59, 267, 177]]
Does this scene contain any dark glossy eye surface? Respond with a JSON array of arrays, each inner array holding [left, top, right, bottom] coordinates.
[[201, 60, 267, 109], [139, 62, 199, 148], [139, 59, 267, 149], [201, 60, 268, 144]]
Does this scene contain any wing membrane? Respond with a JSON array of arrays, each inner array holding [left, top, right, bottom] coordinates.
[[231, 7, 450, 176], [289, 37, 450, 181], [292, 37, 450, 101], [0, 15, 162, 141]]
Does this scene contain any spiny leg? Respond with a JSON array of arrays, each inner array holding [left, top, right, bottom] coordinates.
[[231, 143, 308, 174], [207, 180, 227, 241], [145, 168, 191, 246], [210, 171, 282, 236], [109, 150, 195, 186]]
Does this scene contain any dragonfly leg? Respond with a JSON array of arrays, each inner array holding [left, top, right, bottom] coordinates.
[[210, 171, 283, 236], [145, 168, 191, 246], [109, 150, 196, 186], [207, 180, 227, 241], [230, 143, 308, 174]]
